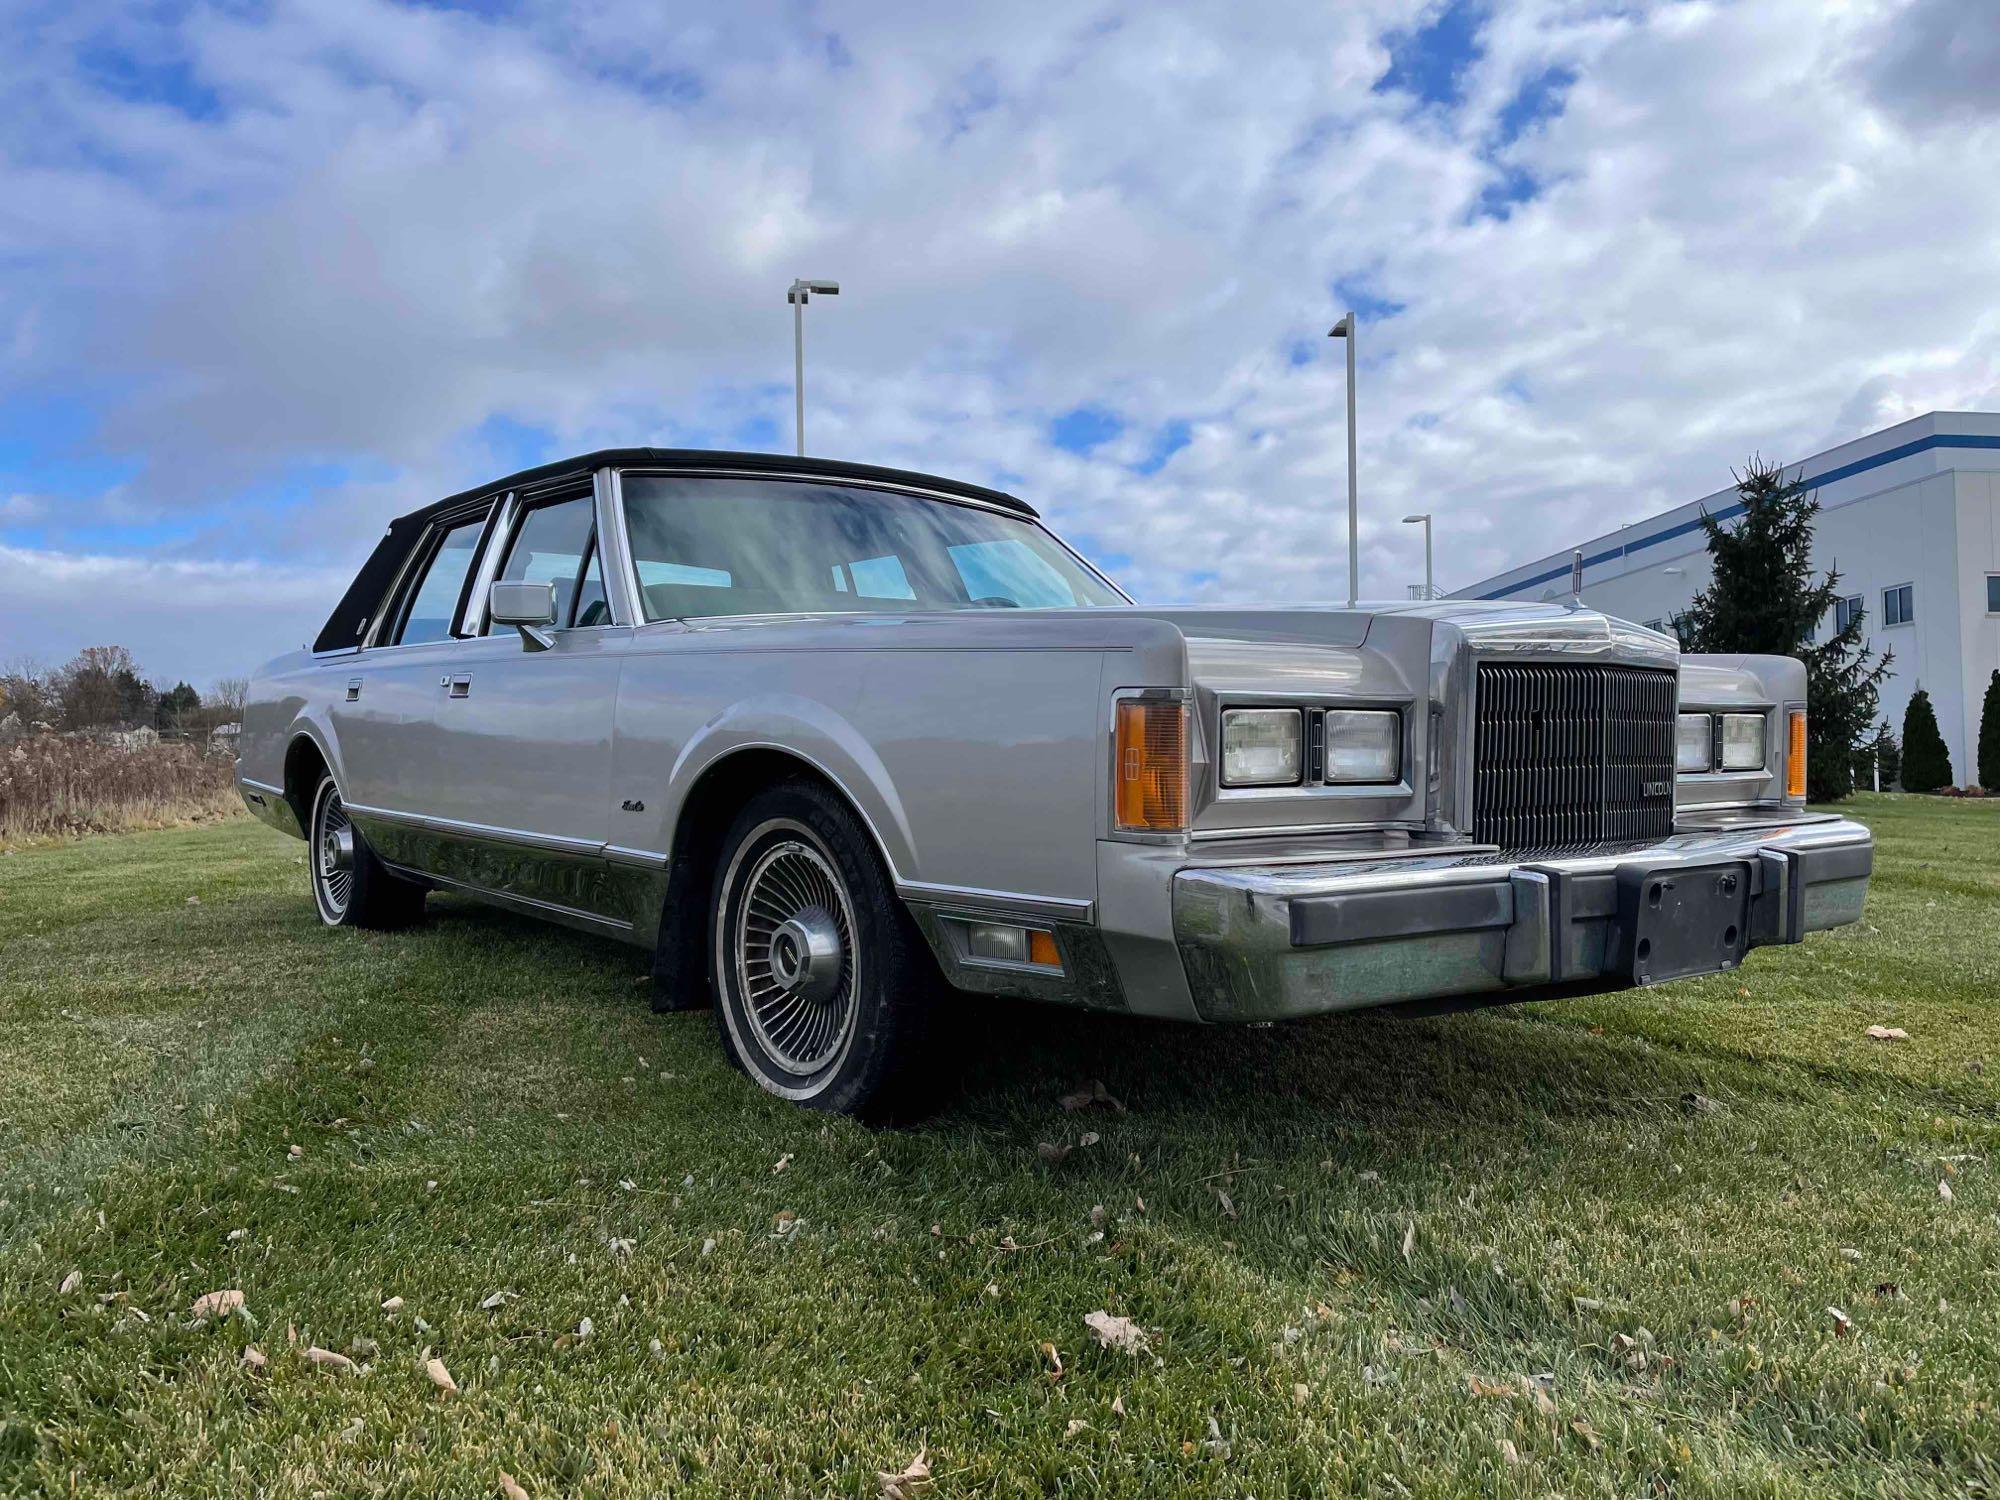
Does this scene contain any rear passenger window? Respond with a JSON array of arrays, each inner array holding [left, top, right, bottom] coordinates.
[[391, 516, 487, 645]]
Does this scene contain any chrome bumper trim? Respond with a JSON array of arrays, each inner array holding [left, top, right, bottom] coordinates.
[[1172, 815, 1872, 1023]]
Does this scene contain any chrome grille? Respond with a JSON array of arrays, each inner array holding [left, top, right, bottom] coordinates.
[[1472, 663, 1676, 849]]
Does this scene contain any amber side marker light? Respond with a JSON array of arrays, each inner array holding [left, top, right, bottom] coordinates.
[[1787, 709, 1808, 799], [1114, 699, 1189, 831]]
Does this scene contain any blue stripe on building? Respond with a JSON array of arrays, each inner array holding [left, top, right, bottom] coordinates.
[[1478, 433, 2000, 600]]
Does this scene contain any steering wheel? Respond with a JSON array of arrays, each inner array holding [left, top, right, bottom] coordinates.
[[968, 596, 1019, 608]]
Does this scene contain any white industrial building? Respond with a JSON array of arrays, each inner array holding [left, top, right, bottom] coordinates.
[[1453, 411, 2000, 783]]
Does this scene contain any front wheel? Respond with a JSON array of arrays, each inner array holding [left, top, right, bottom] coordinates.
[[308, 774, 425, 929], [711, 781, 936, 1118]]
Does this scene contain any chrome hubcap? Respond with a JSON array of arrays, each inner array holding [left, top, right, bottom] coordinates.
[[735, 839, 857, 1075], [314, 786, 354, 918]]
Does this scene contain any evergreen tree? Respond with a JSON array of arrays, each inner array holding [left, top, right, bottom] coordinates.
[[1676, 456, 1892, 801], [1977, 669, 2000, 792], [1900, 687, 1952, 793], [157, 681, 201, 734]]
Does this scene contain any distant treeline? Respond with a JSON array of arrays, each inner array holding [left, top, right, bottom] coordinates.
[[0, 646, 246, 738]]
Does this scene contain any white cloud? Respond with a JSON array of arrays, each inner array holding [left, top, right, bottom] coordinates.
[[0, 544, 344, 685], [2, 0, 1998, 676]]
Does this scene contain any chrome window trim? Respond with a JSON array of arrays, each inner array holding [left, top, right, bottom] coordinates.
[[597, 466, 646, 629], [461, 491, 521, 638], [357, 497, 501, 652], [611, 466, 1133, 624], [474, 479, 615, 638]]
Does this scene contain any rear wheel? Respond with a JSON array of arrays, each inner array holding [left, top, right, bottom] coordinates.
[[307, 773, 425, 929], [711, 781, 935, 1118]]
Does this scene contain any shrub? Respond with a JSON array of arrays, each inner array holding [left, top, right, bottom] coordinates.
[[1979, 670, 2000, 794], [1900, 687, 1953, 794], [0, 730, 242, 843]]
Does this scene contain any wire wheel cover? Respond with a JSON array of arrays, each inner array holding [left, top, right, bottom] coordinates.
[[734, 838, 858, 1075], [314, 784, 355, 918]]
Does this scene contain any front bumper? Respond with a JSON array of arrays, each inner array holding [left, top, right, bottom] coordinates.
[[1172, 813, 1872, 1022]]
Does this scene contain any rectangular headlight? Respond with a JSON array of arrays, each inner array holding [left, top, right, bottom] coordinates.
[[1676, 713, 1712, 773], [1220, 708, 1302, 787], [1325, 709, 1399, 784], [1720, 712, 1765, 770]]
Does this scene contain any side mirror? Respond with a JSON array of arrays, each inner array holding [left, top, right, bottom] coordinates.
[[489, 579, 557, 652]]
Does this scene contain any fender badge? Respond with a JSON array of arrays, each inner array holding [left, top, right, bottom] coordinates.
[[620, 799, 645, 813]]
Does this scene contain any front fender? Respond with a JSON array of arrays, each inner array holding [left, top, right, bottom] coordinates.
[[653, 695, 918, 883]]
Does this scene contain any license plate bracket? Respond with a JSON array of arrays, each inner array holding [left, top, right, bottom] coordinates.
[[1613, 861, 1751, 985]]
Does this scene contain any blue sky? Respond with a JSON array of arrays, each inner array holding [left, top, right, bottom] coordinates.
[[2, 0, 1997, 686]]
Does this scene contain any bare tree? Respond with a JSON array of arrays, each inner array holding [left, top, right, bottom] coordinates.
[[210, 675, 249, 723], [56, 646, 153, 730], [1, 656, 57, 725]]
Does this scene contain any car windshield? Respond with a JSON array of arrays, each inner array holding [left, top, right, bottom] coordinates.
[[619, 474, 1126, 621]]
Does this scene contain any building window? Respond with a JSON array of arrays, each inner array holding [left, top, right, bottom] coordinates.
[[1882, 583, 1914, 628], [1832, 594, 1865, 634], [1988, 574, 2000, 614]]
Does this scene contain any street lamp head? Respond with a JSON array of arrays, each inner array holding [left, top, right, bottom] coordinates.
[[789, 278, 840, 302], [1402, 513, 1428, 524], [1328, 314, 1352, 338]]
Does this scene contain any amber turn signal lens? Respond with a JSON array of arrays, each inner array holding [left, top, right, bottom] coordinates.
[[1114, 699, 1189, 831], [1787, 709, 1807, 799], [1027, 929, 1061, 967]]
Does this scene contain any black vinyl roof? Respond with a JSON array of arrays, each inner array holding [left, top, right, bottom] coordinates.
[[417, 448, 1036, 527], [314, 449, 1036, 654]]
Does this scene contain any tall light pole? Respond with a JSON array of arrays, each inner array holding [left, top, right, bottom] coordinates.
[[1403, 513, 1432, 598], [787, 278, 840, 456], [1328, 313, 1358, 606]]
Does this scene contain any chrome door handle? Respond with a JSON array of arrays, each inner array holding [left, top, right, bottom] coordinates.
[[346, 678, 363, 702], [447, 674, 472, 699]]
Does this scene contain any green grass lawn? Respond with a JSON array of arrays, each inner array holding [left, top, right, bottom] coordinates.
[[1, 795, 1995, 1497]]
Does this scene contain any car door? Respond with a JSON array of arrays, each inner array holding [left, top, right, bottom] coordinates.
[[423, 479, 628, 920], [329, 502, 496, 852]]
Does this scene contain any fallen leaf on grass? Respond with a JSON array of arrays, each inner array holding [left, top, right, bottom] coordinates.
[[772, 1153, 793, 1174], [1040, 1341, 1065, 1381], [1112, 1394, 1127, 1418], [1064, 1419, 1090, 1438], [1827, 1306, 1852, 1336], [1681, 1092, 1723, 1116], [382, 1296, 404, 1314], [241, 1346, 266, 1370], [1938, 1180, 1954, 1203], [1496, 1438, 1524, 1465], [1865, 1025, 1910, 1041], [1213, 1187, 1237, 1220], [1084, 1310, 1150, 1354], [498, 1473, 530, 1500], [1037, 1142, 1072, 1165], [305, 1346, 357, 1373], [1465, 1375, 1514, 1399], [59, 1270, 81, 1295], [1059, 1079, 1126, 1113], [191, 1289, 245, 1320], [479, 1290, 512, 1310], [772, 1210, 800, 1237], [287, 1144, 304, 1159], [1570, 1416, 1601, 1450], [1401, 1220, 1416, 1262], [424, 1356, 457, 1395], [877, 1449, 931, 1499]]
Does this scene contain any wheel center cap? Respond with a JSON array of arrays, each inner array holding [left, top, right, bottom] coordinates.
[[320, 824, 353, 877], [769, 909, 842, 1002]]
